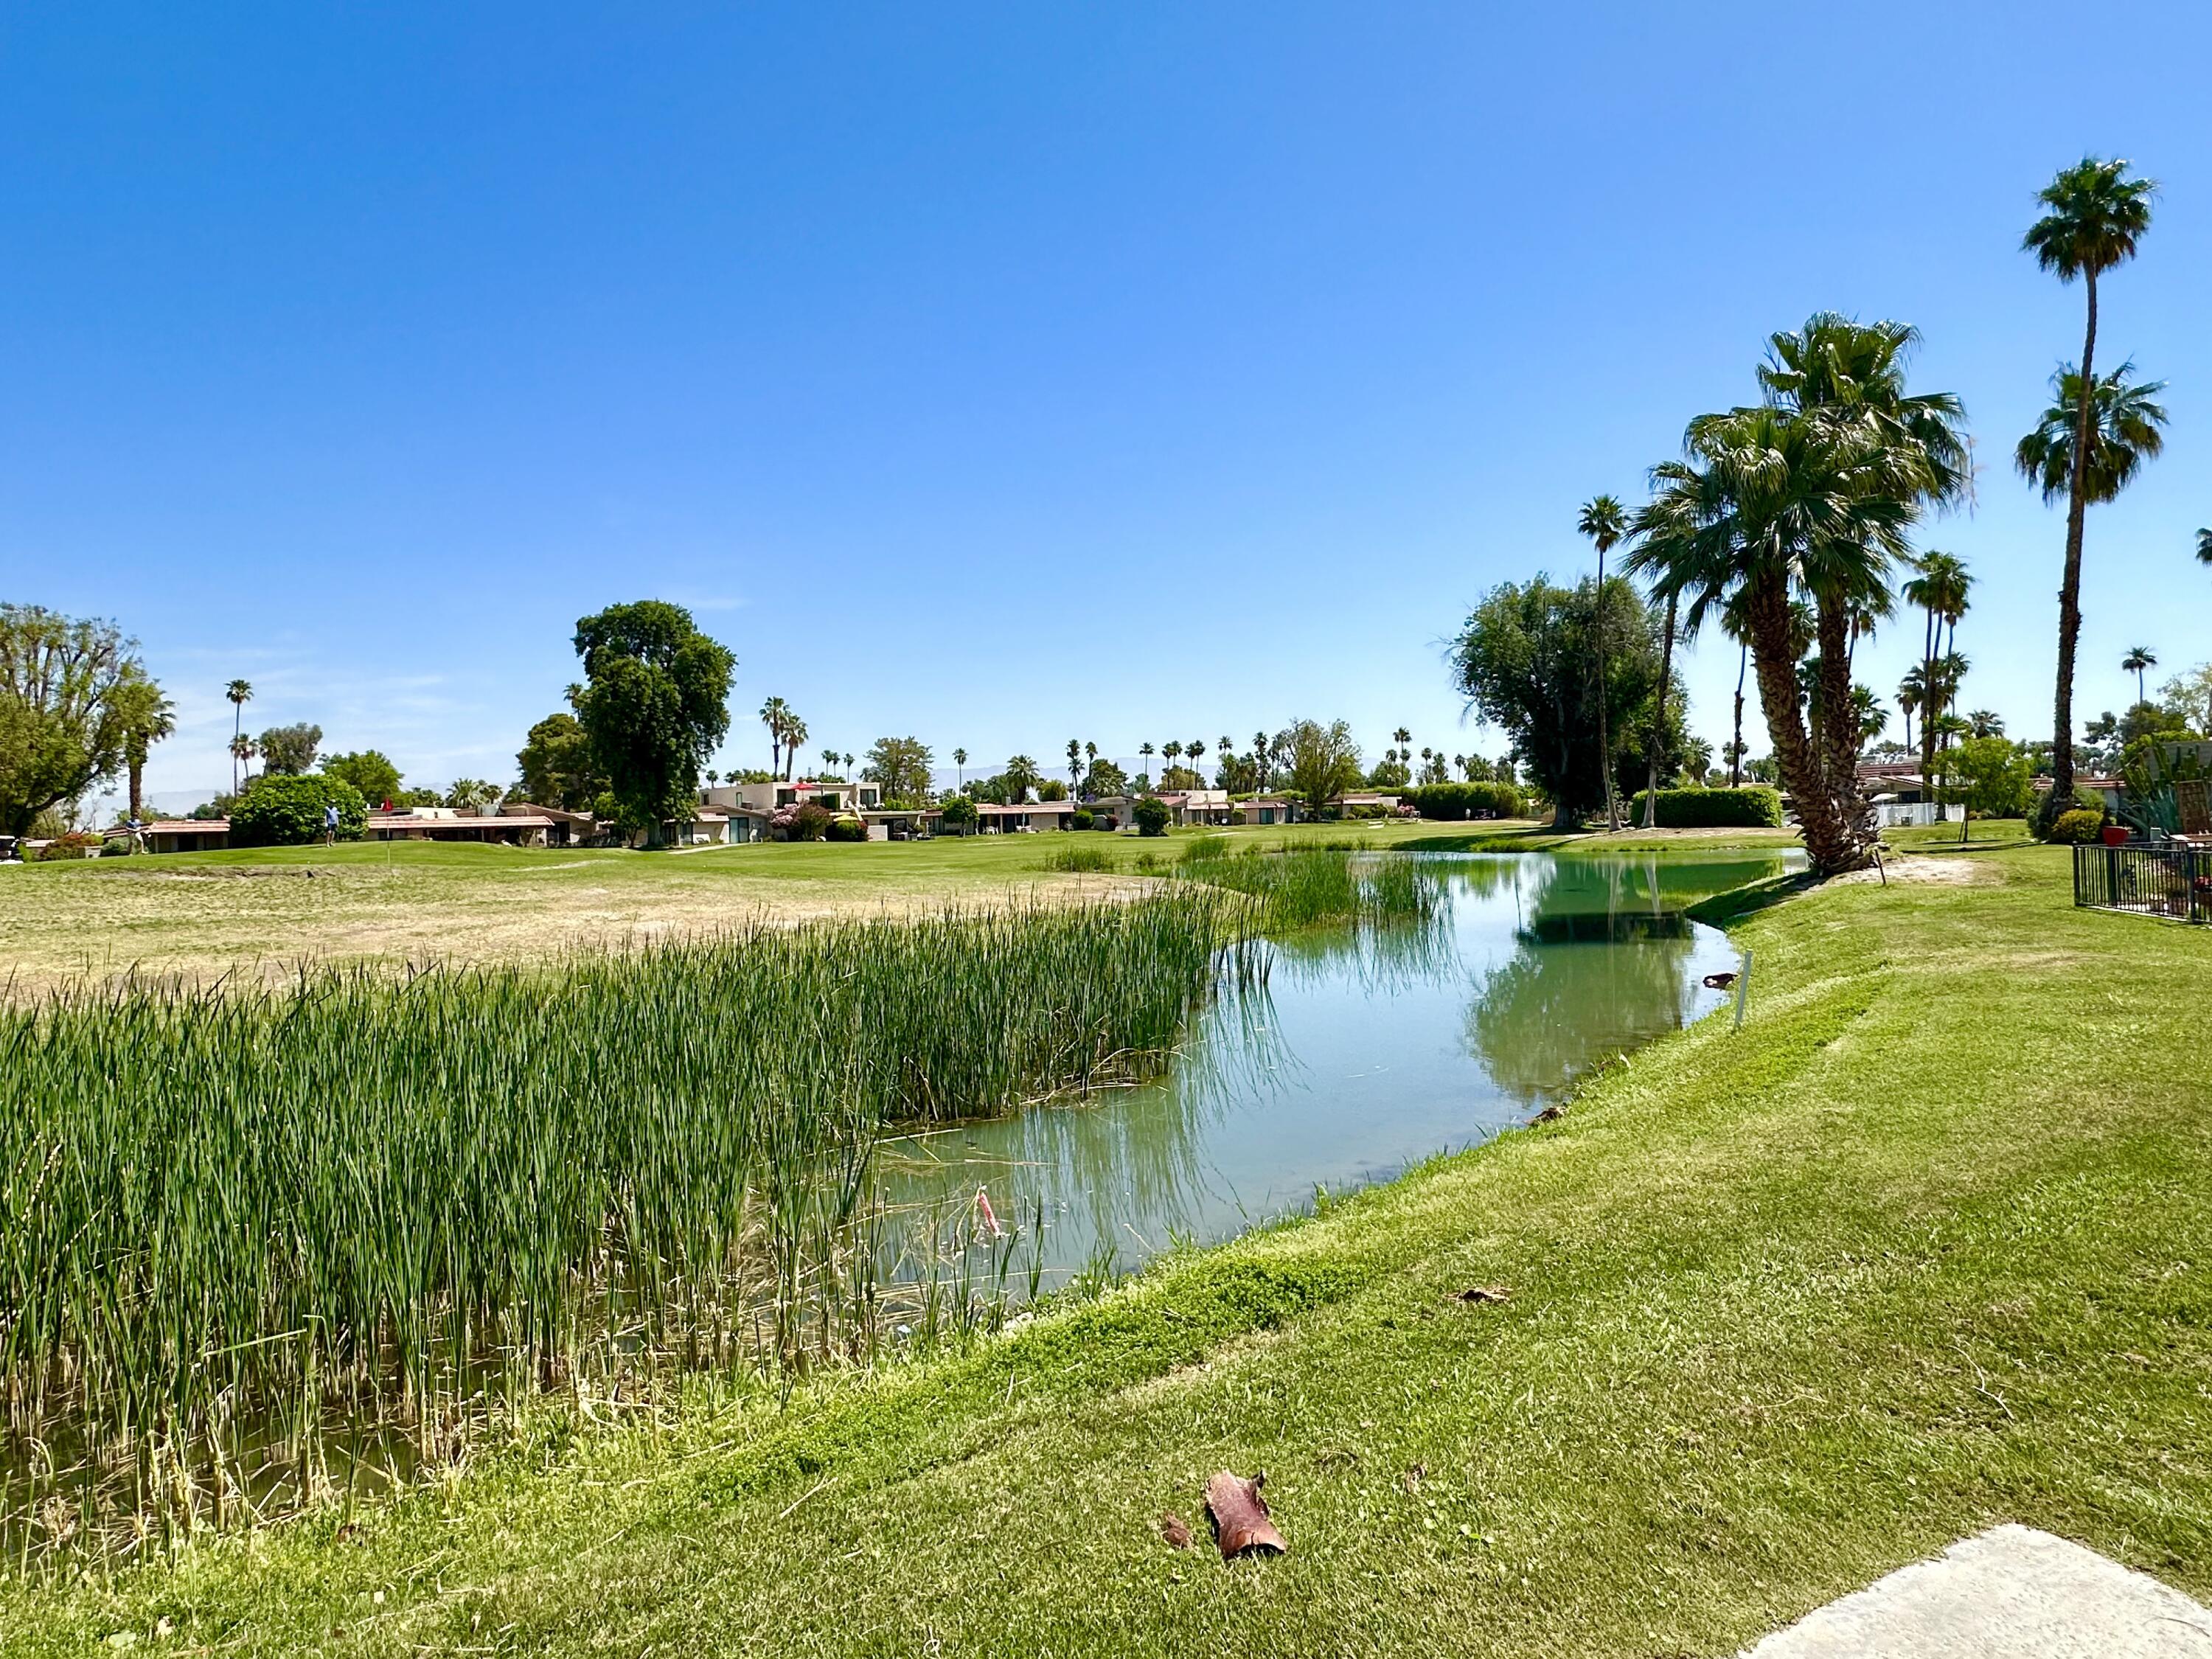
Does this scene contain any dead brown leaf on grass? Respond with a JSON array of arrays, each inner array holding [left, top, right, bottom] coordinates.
[[1203, 1471, 1287, 1559]]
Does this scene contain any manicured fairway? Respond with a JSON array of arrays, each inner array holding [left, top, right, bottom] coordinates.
[[7, 835, 2205, 1656]]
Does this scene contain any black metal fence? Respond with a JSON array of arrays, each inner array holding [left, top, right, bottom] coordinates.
[[2074, 841, 2211, 922]]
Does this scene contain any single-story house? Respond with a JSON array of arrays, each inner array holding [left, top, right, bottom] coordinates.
[[1332, 792, 1402, 815], [1234, 796, 1300, 827], [1155, 789, 1235, 827], [138, 818, 232, 853], [2034, 773, 2125, 815], [506, 802, 595, 847], [977, 800, 1080, 833], [364, 808, 560, 847], [862, 807, 939, 841]]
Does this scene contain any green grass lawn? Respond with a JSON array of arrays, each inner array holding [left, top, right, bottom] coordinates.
[[9, 838, 2205, 1655], [0, 819, 1486, 988], [4, 815, 2010, 990]]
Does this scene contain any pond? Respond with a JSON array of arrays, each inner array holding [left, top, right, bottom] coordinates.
[[873, 850, 1798, 1288]]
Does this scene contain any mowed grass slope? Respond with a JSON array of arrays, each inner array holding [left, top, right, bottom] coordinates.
[[0, 820, 1474, 989], [9, 840, 2207, 1655]]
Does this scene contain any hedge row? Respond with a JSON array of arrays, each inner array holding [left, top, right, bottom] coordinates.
[[1624, 785, 1784, 828], [1402, 782, 1526, 821]]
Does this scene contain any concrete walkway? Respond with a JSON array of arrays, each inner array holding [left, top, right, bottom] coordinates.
[[1745, 1526, 2212, 1657]]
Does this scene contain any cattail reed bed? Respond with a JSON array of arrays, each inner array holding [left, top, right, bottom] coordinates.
[[0, 891, 1248, 1555], [1175, 841, 1448, 933]]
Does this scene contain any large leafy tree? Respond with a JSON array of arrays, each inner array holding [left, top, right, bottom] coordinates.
[[570, 601, 736, 841], [0, 605, 145, 838], [256, 722, 323, 776], [515, 712, 606, 811], [1276, 718, 1364, 816], [1450, 576, 1665, 828], [321, 749, 404, 809], [2022, 157, 2156, 802], [863, 735, 935, 804]]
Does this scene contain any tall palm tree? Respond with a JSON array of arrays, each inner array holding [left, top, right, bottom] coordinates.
[[1758, 316, 1967, 852], [821, 747, 838, 779], [226, 678, 254, 793], [1643, 402, 1919, 874], [1576, 497, 1628, 830], [1966, 709, 2005, 738], [1161, 741, 1183, 784], [953, 748, 967, 790], [1895, 670, 1923, 754], [2197, 527, 2212, 568], [229, 733, 257, 787], [116, 675, 176, 822], [1138, 741, 1155, 786], [842, 751, 855, 779], [1624, 470, 1725, 825], [759, 697, 790, 778], [2023, 157, 2157, 800], [2017, 359, 2167, 785], [2121, 646, 2157, 708], [779, 714, 808, 781], [1251, 731, 1270, 791], [1902, 552, 1971, 818], [1067, 740, 1082, 787], [1187, 740, 1206, 782]]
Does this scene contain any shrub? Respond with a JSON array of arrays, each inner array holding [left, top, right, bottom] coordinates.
[[939, 796, 978, 834], [791, 802, 835, 841], [229, 774, 368, 847], [1069, 808, 1095, 831], [36, 832, 98, 861], [1133, 796, 1171, 837], [2031, 784, 2107, 841], [2048, 808, 2105, 844], [1624, 786, 1784, 829], [1403, 782, 1525, 821], [1345, 803, 1390, 820], [100, 835, 137, 858], [824, 815, 868, 843]]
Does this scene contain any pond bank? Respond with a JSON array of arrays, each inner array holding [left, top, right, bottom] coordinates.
[[13, 842, 2207, 1657]]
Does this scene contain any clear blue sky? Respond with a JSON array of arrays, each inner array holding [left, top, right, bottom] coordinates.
[[7, 3, 2208, 807]]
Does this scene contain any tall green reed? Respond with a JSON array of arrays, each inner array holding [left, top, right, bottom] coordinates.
[[0, 891, 1242, 1550]]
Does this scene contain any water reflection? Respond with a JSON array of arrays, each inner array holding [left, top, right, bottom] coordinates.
[[872, 850, 1795, 1288]]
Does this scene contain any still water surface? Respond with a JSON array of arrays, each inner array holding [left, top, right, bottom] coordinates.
[[874, 850, 1798, 1287]]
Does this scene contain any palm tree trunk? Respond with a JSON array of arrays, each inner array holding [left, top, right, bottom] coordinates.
[[1746, 577, 1858, 874], [1920, 608, 1940, 824], [1731, 643, 1747, 788], [1641, 591, 1677, 827], [1593, 554, 1618, 830], [1814, 594, 1872, 860], [128, 757, 145, 821], [2051, 271, 2098, 802]]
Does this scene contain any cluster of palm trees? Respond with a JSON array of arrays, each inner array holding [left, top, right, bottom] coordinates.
[[226, 678, 254, 792], [1572, 156, 2181, 876], [756, 697, 810, 781], [1896, 551, 1973, 800], [1592, 313, 1969, 874]]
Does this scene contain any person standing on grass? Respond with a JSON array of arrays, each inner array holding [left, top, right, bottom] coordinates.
[[323, 801, 339, 846]]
